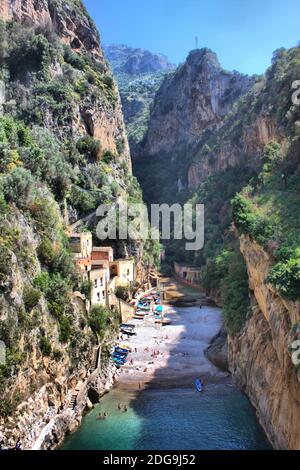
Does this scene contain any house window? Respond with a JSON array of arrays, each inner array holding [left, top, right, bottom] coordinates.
[[97, 293, 100, 301], [127, 269, 130, 276], [102, 291, 105, 299], [94, 279, 97, 288], [100, 277, 103, 287]]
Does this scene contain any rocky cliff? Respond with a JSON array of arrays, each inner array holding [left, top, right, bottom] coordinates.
[[229, 236, 300, 449], [0, 0, 158, 449], [133, 49, 253, 204], [1, 0, 131, 167], [143, 49, 252, 158]]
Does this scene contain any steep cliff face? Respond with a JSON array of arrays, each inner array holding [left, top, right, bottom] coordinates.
[[229, 236, 300, 449], [133, 49, 253, 204], [143, 49, 253, 158], [188, 115, 280, 188], [1, 0, 131, 166], [0, 0, 151, 449]]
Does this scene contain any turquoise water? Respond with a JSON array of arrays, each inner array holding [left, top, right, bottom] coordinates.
[[61, 383, 272, 450]]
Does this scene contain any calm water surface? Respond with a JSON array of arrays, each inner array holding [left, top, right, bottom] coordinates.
[[61, 382, 271, 450]]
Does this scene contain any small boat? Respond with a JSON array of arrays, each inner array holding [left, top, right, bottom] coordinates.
[[115, 347, 129, 354], [120, 324, 136, 335], [136, 310, 148, 315], [113, 353, 127, 362], [137, 303, 151, 311], [195, 378, 203, 392], [113, 350, 127, 357], [162, 318, 171, 326], [113, 357, 126, 365], [120, 328, 137, 336]]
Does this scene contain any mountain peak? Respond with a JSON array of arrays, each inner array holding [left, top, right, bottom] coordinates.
[[104, 44, 176, 75], [186, 48, 221, 70]]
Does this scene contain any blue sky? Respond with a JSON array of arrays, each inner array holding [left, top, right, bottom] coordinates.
[[84, 0, 300, 75]]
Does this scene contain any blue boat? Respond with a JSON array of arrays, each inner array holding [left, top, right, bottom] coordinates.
[[113, 352, 127, 359], [115, 347, 129, 354], [195, 378, 203, 392], [138, 303, 150, 311], [113, 357, 126, 365]]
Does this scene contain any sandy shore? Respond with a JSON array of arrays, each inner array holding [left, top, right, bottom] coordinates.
[[116, 303, 228, 391]]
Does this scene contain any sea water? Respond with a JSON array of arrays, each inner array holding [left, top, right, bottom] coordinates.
[[61, 382, 271, 450]]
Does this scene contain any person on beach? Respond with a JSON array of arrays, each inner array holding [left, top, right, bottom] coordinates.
[[199, 303, 202, 310], [15, 438, 22, 450], [118, 403, 122, 411], [0, 440, 7, 451], [123, 405, 128, 412]]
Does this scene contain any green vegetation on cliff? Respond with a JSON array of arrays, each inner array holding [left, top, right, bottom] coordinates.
[[160, 45, 300, 332], [0, 12, 159, 420]]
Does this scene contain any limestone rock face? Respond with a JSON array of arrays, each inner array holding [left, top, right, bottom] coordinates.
[[188, 115, 280, 188], [229, 236, 300, 449], [2, 0, 131, 167], [143, 49, 253, 159], [205, 326, 228, 372]]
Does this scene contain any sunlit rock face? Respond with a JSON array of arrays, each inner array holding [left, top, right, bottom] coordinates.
[[143, 49, 253, 158], [229, 236, 300, 450]]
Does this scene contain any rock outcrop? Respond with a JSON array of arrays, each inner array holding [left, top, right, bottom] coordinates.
[[132, 48, 254, 203], [143, 49, 253, 158], [205, 326, 228, 372], [229, 235, 300, 449], [1, 0, 131, 166]]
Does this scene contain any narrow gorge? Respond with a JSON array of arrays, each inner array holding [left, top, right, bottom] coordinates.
[[0, 0, 300, 452], [110, 43, 300, 448]]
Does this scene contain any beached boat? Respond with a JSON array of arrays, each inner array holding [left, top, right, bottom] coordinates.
[[119, 343, 132, 351], [195, 378, 203, 392], [136, 309, 148, 315], [155, 306, 163, 314], [138, 303, 151, 311], [113, 357, 126, 365], [162, 318, 171, 326], [120, 325, 137, 335], [114, 347, 129, 354]]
